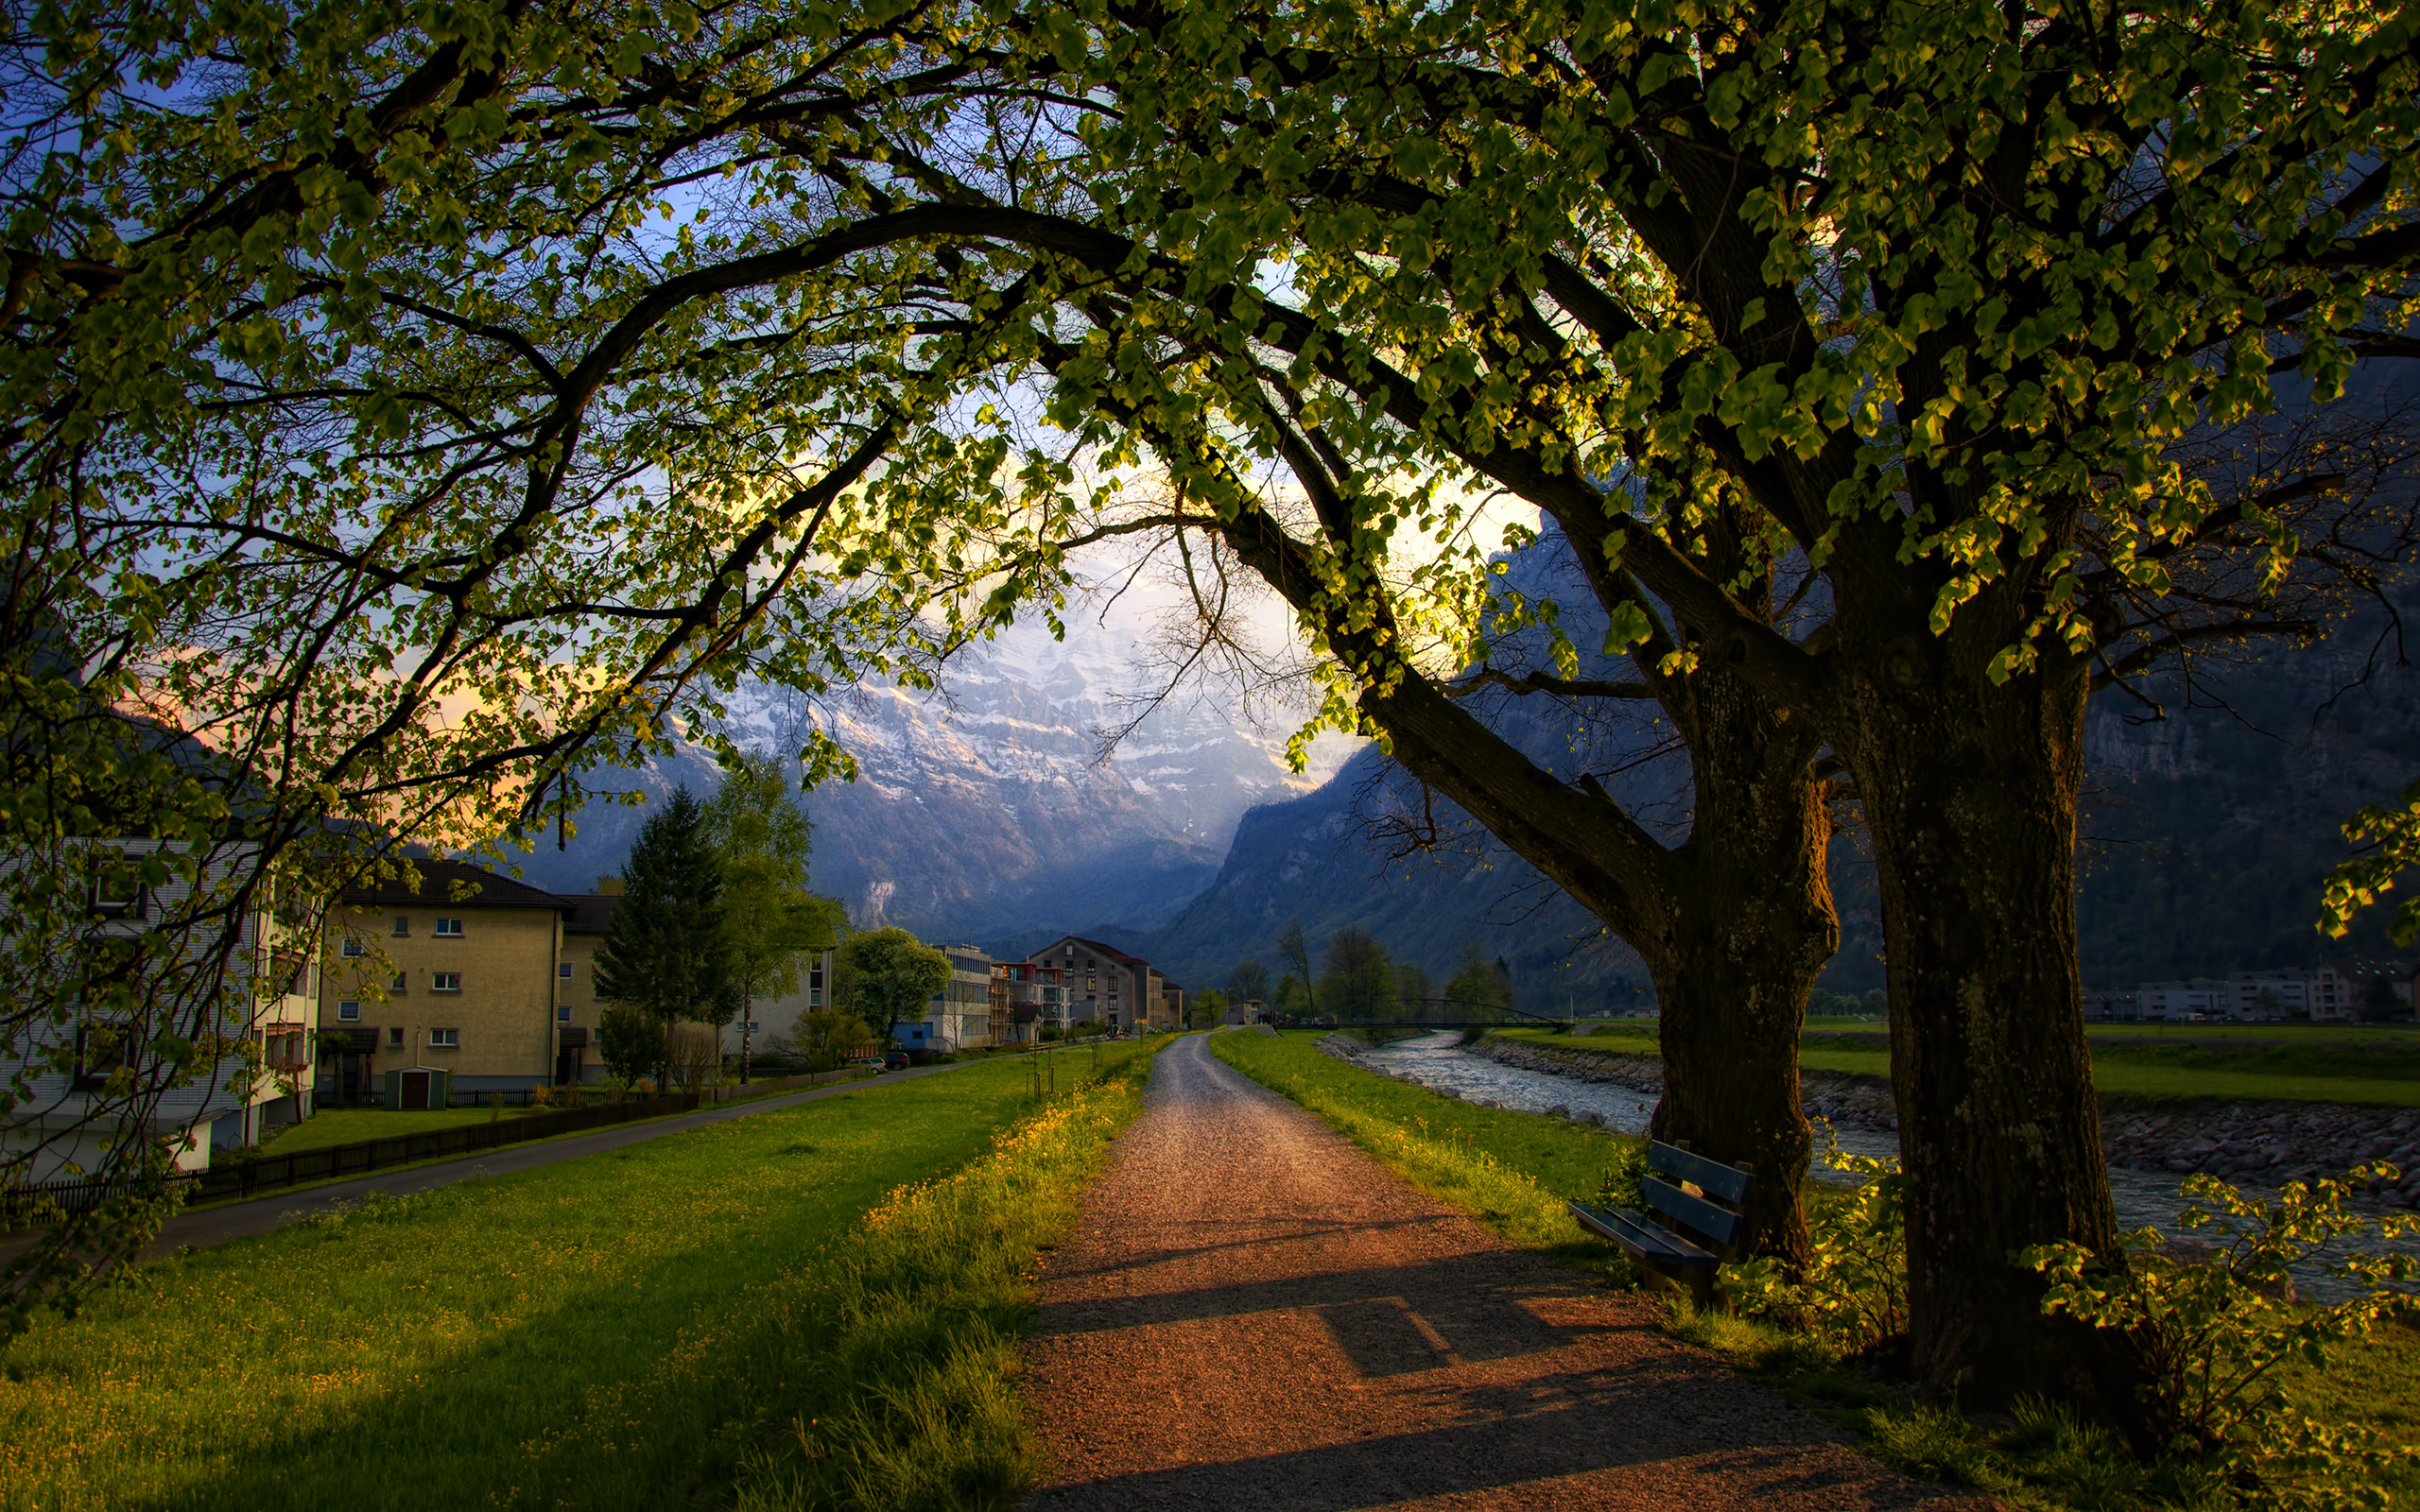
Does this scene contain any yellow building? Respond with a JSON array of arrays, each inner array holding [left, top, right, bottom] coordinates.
[[317, 860, 573, 1106]]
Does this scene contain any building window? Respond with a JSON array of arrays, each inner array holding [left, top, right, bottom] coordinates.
[[558, 962, 573, 979], [90, 853, 146, 919], [390, 971, 407, 993], [338, 1000, 361, 1022], [386, 1026, 405, 1049], [431, 971, 461, 993], [392, 916, 411, 936], [341, 937, 366, 958], [435, 918, 463, 937], [429, 1027, 459, 1048], [557, 1005, 571, 1022]]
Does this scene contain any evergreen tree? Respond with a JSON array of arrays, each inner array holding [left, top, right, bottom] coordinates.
[[592, 786, 734, 1088]]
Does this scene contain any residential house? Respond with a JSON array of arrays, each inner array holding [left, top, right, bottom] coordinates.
[[2, 840, 316, 1179], [734, 944, 839, 1060], [317, 859, 574, 1105]]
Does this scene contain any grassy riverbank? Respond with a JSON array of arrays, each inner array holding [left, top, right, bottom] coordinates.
[[1, 1040, 1167, 1512], [1492, 1025, 2420, 1108]]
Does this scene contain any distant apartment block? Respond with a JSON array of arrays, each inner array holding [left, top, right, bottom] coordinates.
[[993, 961, 1066, 1044], [2137, 960, 2416, 1022], [895, 945, 995, 1053], [1024, 936, 1184, 1034]]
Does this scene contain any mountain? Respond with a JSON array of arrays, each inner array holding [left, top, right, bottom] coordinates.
[[499, 614, 1356, 944], [1126, 560, 2420, 1007]]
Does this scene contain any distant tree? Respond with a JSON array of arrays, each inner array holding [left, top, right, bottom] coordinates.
[[1273, 920, 1316, 1015], [1321, 927, 1395, 1019], [1443, 945, 1513, 1014], [594, 875, 626, 896], [2252, 987, 2286, 1021], [593, 787, 735, 1089], [596, 1005, 666, 1091], [1226, 958, 1270, 1005], [1394, 963, 1433, 1011], [1273, 973, 1307, 1020], [790, 1005, 873, 1071], [704, 751, 848, 1078], [2362, 976, 2407, 1023], [839, 927, 951, 1046], [1187, 988, 1229, 1029]]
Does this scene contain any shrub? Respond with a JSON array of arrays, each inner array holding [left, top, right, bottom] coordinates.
[[1724, 1124, 1910, 1357], [2024, 1162, 2420, 1511]]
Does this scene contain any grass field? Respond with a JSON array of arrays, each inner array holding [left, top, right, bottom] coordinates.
[[1499, 1025, 2420, 1108], [242, 1104, 547, 1158], [0, 1040, 1167, 1512]]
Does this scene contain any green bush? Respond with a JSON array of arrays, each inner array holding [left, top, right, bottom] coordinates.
[[1725, 1125, 1910, 1357], [2024, 1163, 2420, 1510]]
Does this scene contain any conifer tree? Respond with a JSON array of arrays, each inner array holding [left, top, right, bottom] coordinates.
[[593, 787, 734, 1089]]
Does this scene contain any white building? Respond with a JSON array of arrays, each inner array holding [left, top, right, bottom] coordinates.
[[2224, 971, 2312, 1020], [2138, 979, 2226, 1022], [2, 841, 317, 1183]]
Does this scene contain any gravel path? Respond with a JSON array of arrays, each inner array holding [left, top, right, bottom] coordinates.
[[1020, 1033, 1992, 1511]]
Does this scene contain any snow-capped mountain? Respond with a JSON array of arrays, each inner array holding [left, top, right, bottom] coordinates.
[[501, 611, 1357, 944]]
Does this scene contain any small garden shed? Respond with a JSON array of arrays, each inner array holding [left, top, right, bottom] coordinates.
[[382, 1066, 452, 1110]]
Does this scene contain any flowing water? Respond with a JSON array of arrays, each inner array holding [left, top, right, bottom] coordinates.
[[1360, 1030, 2416, 1303]]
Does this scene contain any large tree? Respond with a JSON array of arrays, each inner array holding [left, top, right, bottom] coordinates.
[[593, 787, 734, 1089], [1010, 0, 2420, 1411], [648, 0, 2418, 1411], [838, 928, 953, 1049]]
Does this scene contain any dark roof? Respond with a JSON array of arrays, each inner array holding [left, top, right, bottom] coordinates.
[[562, 893, 621, 936], [1056, 936, 1154, 971], [340, 857, 573, 913]]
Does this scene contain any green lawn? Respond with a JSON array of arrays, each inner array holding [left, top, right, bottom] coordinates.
[[1495, 1025, 2420, 1107], [0, 1040, 1167, 1512], [244, 1104, 546, 1158]]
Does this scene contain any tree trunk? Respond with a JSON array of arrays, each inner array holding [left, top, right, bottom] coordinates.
[[1834, 633, 2132, 1408], [1640, 672, 1836, 1269]]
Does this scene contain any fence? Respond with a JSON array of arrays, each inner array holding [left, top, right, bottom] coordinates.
[[1, 1092, 704, 1227]]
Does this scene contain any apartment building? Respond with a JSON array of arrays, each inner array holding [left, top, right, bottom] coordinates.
[[318, 859, 573, 1105], [1, 840, 317, 1178], [993, 961, 1066, 1044], [1026, 936, 1183, 1034], [2138, 979, 2226, 1021], [2139, 961, 2418, 1022], [897, 945, 994, 1053]]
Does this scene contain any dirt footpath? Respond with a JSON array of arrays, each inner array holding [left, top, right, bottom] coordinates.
[[1019, 1033, 1990, 1511]]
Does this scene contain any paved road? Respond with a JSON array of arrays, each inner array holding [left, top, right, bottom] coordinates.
[[130, 1060, 979, 1259], [1019, 1033, 1986, 1512]]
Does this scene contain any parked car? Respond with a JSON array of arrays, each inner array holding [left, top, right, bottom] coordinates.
[[844, 1054, 885, 1072], [884, 1051, 910, 1071]]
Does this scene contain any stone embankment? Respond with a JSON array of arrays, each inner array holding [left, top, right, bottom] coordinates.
[[1398, 1035, 2420, 1208]]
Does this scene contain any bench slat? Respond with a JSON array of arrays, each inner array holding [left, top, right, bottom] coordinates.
[[1643, 1176, 1745, 1249], [1646, 1142, 1754, 1205], [1566, 1202, 1718, 1267]]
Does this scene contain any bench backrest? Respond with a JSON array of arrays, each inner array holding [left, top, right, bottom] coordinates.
[[1642, 1141, 1754, 1254]]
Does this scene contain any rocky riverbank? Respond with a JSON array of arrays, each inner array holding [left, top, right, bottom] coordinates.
[[1450, 1036, 2420, 1207]]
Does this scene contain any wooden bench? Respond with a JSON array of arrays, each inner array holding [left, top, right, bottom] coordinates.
[[1567, 1140, 1754, 1309]]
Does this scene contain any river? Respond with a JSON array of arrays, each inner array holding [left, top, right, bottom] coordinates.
[[1359, 1030, 2416, 1303]]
